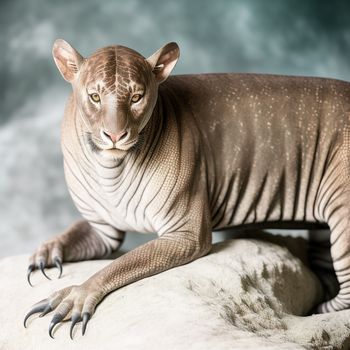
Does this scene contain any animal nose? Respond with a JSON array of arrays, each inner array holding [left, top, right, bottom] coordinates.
[[102, 130, 127, 143]]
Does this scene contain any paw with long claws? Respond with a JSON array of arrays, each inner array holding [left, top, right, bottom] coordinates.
[[24, 283, 102, 339], [27, 239, 64, 286], [26, 221, 121, 286]]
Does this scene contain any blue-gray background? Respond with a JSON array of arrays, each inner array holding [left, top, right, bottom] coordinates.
[[1, 0, 349, 257]]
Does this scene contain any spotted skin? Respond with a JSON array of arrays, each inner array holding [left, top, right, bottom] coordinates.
[[25, 39, 350, 338]]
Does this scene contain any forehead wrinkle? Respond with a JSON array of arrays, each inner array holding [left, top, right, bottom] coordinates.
[[103, 49, 117, 94], [115, 47, 149, 102], [84, 45, 150, 99], [84, 47, 116, 94]]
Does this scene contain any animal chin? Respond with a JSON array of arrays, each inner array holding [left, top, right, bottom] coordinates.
[[101, 148, 128, 158]]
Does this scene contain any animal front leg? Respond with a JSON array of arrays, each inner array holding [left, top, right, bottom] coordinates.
[[24, 233, 211, 338], [27, 220, 125, 286]]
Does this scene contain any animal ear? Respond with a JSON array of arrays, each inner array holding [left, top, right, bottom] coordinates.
[[146, 42, 180, 83], [52, 39, 84, 82]]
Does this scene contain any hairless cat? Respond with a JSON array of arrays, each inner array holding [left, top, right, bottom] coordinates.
[[24, 39, 350, 338]]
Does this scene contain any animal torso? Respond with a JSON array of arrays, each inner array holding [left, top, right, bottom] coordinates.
[[62, 73, 350, 239]]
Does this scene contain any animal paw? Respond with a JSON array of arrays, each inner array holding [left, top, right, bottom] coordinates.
[[27, 239, 64, 286], [24, 283, 103, 339]]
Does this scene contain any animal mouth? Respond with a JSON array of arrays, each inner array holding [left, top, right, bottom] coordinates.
[[114, 139, 138, 150], [86, 133, 138, 157]]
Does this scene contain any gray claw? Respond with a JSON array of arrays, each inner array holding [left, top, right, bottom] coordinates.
[[24, 301, 48, 327], [39, 304, 52, 317], [70, 313, 81, 340], [49, 313, 64, 339], [82, 312, 91, 336], [54, 257, 63, 279], [39, 261, 51, 280], [27, 265, 35, 287]]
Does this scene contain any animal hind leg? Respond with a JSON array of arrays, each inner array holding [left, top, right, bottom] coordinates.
[[308, 229, 339, 302], [316, 187, 350, 312]]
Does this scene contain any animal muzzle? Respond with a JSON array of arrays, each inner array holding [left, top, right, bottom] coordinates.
[[101, 129, 128, 145]]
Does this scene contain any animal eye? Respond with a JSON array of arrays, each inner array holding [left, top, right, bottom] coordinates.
[[131, 94, 142, 103], [89, 93, 100, 103]]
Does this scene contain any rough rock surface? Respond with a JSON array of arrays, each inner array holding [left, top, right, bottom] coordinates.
[[1, 237, 350, 350]]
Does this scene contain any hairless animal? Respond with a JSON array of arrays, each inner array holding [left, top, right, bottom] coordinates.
[[24, 39, 350, 338]]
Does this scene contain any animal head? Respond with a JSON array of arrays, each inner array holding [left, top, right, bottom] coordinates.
[[52, 39, 180, 159]]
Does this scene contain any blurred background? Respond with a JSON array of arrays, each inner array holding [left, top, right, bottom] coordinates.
[[1, 0, 349, 258]]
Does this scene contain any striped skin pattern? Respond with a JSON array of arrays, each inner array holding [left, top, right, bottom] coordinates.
[[25, 39, 350, 337]]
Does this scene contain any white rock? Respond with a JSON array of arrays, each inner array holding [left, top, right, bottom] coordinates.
[[1, 237, 349, 349]]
